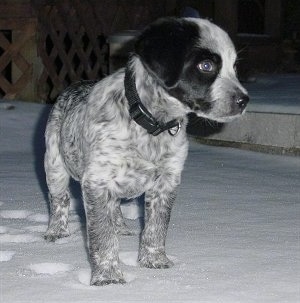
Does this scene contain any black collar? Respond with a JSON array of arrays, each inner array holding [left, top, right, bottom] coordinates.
[[124, 63, 181, 136]]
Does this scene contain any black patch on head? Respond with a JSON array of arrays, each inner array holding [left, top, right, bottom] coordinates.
[[135, 17, 200, 87], [185, 49, 222, 83], [168, 48, 222, 113]]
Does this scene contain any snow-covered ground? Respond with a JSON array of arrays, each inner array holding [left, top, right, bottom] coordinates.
[[0, 101, 299, 303]]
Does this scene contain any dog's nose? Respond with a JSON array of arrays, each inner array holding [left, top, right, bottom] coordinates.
[[236, 94, 249, 111]]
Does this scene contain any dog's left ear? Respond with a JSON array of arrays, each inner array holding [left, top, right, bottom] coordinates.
[[135, 18, 199, 88]]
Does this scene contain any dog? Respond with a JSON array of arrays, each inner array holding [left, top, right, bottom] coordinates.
[[44, 17, 249, 286]]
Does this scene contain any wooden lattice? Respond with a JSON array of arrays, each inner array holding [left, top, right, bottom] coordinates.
[[34, 0, 169, 102], [0, 0, 168, 102], [0, 22, 35, 99], [35, 0, 108, 102]]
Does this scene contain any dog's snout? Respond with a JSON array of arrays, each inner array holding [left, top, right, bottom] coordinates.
[[236, 94, 249, 111]]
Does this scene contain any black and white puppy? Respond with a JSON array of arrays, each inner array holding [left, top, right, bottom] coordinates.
[[44, 17, 249, 286]]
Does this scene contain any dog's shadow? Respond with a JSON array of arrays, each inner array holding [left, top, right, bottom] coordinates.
[[33, 104, 52, 209], [187, 113, 224, 137]]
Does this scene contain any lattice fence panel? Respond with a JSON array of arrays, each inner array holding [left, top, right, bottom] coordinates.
[[35, 0, 108, 102], [0, 0, 167, 102], [0, 22, 35, 99]]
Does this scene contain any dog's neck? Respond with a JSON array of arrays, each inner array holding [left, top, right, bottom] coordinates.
[[127, 56, 188, 124]]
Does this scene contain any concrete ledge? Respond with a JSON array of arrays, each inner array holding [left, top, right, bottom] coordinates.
[[187, 111, 300, 156], [205, 111, 299, 147], [190, 136, 300, 157]]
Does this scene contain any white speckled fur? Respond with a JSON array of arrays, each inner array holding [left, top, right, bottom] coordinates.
[[44, 17, 248, 286]]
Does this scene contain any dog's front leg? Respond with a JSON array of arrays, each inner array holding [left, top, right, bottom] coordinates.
[[82, 181, 125, 286], [139, 181, 177, 269]]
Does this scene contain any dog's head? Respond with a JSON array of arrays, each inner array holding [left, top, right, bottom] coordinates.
[[135, 17, 249, 122]]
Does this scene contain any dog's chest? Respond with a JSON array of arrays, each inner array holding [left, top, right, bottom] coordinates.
[[130, 132, 177, 162], [128, 132, 188, 177], [134, 136, 166, 162], [108, 134, 187, 198]]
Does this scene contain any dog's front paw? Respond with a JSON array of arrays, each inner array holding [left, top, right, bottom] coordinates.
[[44, 224, 70, 242], [139, 247, 174, 269], [91, 266, 126, 286]]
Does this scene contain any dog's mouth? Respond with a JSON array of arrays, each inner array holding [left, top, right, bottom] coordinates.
[[194, 111, 243, 123], [193, 97, 249, 123], [193, 77, 250, 122], [211, 114, 243, 123]]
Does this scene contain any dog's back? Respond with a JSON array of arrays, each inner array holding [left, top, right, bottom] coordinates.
[[45, 80, 96, 181]]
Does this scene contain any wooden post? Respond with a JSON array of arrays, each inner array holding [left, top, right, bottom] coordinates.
[[11, 20, 42, 102], [0, 1, 42, 102]]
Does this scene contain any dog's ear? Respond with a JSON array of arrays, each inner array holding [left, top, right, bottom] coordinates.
[[135, 18, 199, 88]]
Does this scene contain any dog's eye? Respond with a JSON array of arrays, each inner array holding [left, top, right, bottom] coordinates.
[[197, 60, 215, 73], [233, 62, 238, 73]]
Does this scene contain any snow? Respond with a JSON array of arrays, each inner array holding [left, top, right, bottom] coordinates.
[[0, 251, 16, 262], [27, 213, 49, 223], [0, 233, 40, 243], [0, 210, 33, 219], [0, 100, 299, 302], [28, 263, 74, 275], [121, 198, 144, 220], [119, 251, 139, 266]]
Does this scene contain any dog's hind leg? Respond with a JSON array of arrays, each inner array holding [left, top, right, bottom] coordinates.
[[44, 121, 71, 242], [44, 154, 71, 242], [44, 191, 71, 242]]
